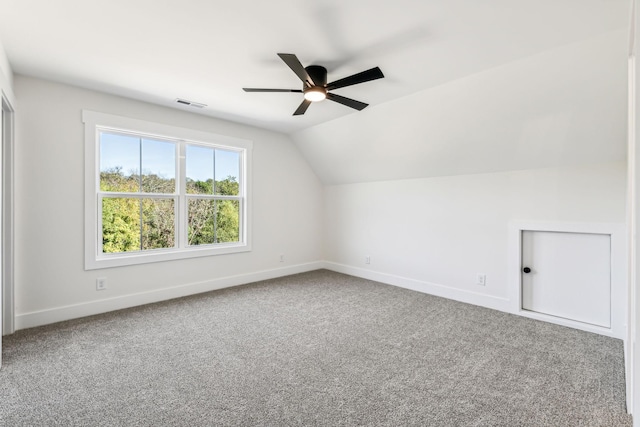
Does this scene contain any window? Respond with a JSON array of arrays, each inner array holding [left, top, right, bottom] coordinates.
[[83, 111, 252, 269]]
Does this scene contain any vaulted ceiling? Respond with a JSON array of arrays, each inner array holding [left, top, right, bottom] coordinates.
[[0, 0, 630, 183]]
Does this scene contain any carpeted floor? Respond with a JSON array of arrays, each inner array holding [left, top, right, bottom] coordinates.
[[0, 270, 631, 426]]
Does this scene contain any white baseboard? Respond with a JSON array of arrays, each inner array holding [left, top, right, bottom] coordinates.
[[13, 261, 618, 341], [323, 262, 511, 312], [15, 261, 324, 331], [513, 308, 622, 339]]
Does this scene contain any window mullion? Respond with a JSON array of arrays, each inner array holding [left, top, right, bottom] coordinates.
[[178, 141, 187, 249], [139, 198, 143, 251], [138, 137, 143, 250], [138, 137, 143, 191], [213, 199, 218, 243], [98, 192, 175, 199], [184, 194, 240, 201]]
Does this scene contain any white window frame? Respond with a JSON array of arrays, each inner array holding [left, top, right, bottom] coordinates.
[[83, 110, 252, 270]]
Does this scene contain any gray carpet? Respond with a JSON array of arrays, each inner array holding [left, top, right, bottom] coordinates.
[[0, 270, 631, 426]]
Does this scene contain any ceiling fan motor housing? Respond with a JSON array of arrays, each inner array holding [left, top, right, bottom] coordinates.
[[305, 65, 327, 88]]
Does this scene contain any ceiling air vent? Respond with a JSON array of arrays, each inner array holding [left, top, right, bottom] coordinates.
[[175, 98, 207, 109]]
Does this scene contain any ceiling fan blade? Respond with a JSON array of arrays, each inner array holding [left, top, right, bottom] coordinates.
[[326, 67, 384, 91], [243, 88, 303, 93], [278, 53, 315, 87], [327, 93, 369, 111], [293, 99, 312, 116]]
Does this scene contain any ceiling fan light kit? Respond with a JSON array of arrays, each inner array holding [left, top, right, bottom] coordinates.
[[303, 87, 327, 102], [243, 53, 384, 116]]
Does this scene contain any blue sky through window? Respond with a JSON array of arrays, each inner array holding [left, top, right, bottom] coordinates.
[[100, 132, 240, 182]]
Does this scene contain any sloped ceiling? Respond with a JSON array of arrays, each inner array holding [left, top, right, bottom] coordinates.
[[0, 0, 630, 183], [292, 29, 628, 184]]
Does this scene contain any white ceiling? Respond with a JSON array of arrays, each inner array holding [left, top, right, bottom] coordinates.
[[0, 0, 630, 135], [0, 0, 630, 185]]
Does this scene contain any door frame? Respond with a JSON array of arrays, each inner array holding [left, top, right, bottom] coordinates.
[[508, 221, 626, 339], [2, 93, 14, 336]]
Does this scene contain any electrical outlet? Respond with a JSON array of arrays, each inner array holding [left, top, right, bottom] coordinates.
[[279, 254, 284, 263], [365, 256, 371, 265], [96, 277, 108, 291], [476, 274, 486, 286]]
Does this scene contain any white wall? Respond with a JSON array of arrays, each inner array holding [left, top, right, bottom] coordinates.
[[13, 75, 323, 328], [631, 0, 640, 422], [0, 36, 14, 103], [324, 162, 626, 313]]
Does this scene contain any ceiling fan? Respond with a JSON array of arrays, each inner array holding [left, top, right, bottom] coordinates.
[[243, 53, 384, 116]]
